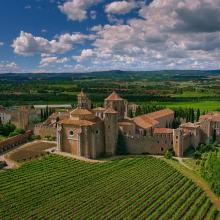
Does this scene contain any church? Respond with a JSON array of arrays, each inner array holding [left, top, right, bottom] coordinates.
[[57, 91, 175, 159]]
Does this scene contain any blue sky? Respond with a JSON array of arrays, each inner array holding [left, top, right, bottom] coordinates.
[[0, 0, 220, 73]]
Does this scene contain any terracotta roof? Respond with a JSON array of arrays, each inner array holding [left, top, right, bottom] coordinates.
[[154, 128, 173, 134], [199, 113, 220, 122], [146, 109, 174, 120], [133, 115, 159, 129], [180, 122, 200, 129], [70, 108, 94, 116], [105, 91, 124, 101], [93, 107, 106, 112], [118, 119, 134, 126], [104, 108, 117, 114], [60, 117, 101, 126]]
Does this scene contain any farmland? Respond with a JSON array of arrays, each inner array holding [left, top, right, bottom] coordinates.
[[1, 70, 220, 112], [0, 155, 219, 220]]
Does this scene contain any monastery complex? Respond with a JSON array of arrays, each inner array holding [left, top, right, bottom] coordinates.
[[56, 91, 220, 159]]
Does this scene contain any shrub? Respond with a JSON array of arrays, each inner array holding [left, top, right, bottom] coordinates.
[[165, 149, 174, 159], [193, 151, 201, 159]]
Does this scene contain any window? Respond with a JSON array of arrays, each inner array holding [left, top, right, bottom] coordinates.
[[96, 130, 99, 134], [157, 140, 160, 144], [161, 147, 164, 152], [69, 130, 74, 136]]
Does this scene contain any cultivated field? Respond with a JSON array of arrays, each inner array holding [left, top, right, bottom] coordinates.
[[6, 141, 56, 163], [0, 155, 219, 220]]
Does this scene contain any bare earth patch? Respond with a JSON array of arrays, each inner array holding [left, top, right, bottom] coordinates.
[[6, 141, 56, 163]]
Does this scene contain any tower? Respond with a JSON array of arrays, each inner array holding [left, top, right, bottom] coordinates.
[[173, 128, 184, 157], [104, 91, 127, 121], [104, 108, 118, 156], [16, 106, 29, 130], [77, 90, 91, 109]]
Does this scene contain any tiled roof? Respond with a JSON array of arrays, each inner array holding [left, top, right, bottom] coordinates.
[[180, 122, 200, 129], [146, 109, 174, 120], [133, 115, 159, 129], [104, 108, 117, 114], [93, 107, 106, 112], [105, 91, 124, 101], [60, 117, 101, 126], [118, 119, 134, 126], [70, 108, 94, 116], [154, 128, 173, 134], [199, 113, 220, 122]]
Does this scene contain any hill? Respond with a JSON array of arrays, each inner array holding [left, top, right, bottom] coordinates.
[[0, 155, 219, 219]]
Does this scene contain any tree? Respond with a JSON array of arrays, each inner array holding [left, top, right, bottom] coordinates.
[[191, 108, 195, 123], [193, 151, 202, 159], [128, 108, 133, 118], [213, 129, 217, 143], [165, 150, 174, 159], [135, 106, 142, 116], [196, 108, 200, 122], [116, 130, 127, 155]]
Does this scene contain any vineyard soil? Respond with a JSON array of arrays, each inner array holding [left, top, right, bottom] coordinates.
[[0, 155, 219, 220]]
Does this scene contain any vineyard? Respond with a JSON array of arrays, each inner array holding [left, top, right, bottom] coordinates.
[[0, 155, 219, 220]]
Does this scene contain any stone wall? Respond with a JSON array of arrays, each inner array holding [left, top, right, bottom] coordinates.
[[0, 130, 32, 153], [156, 114, 174, 128], [34, 124, 56, 138], [125, 133, 173, 155]]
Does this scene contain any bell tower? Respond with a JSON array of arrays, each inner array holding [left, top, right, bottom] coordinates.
[[77, 90, 91, 109]]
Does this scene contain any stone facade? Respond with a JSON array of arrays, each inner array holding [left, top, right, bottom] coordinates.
[[34, 111, 70, 138], [11, 106, 30, 130], [57, 91, 220, 159], [173, 113, 220, 157], [0, 108, 11, 124]]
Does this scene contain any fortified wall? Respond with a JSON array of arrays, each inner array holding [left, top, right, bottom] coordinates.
[[125, 131, 173, 155], [0, 131, 32, 154], [34, 124, 57, 138]]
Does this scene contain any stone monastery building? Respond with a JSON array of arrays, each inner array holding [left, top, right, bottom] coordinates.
[[57, 91, 220, 159]]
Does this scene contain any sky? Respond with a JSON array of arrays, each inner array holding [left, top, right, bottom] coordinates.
[[0, 0, 220, 73]]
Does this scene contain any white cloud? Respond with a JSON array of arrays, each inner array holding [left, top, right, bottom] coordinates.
[[0, 42, 3, 46], [59, 0, 102, 21], [91, 25, 103, 32], [40, 56, 69, 66], [12, 31, 93, 56], [0, 61, 18, 73], [77, 0, 220, 70], [12, 0, 220, 71], [105, 1, 137, 15], [73, 49, 94, 62]]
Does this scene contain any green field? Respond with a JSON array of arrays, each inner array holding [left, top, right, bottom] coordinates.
[[158, 101, 220, 111], [0, 155, 219, 220]]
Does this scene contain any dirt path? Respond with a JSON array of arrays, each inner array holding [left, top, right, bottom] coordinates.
[[163, 158, 220, 211], [0, 155, 19, 169], [55, 151, 106, 163]]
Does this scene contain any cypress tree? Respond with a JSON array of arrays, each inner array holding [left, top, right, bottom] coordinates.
[[196, 108, 200, 122]]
